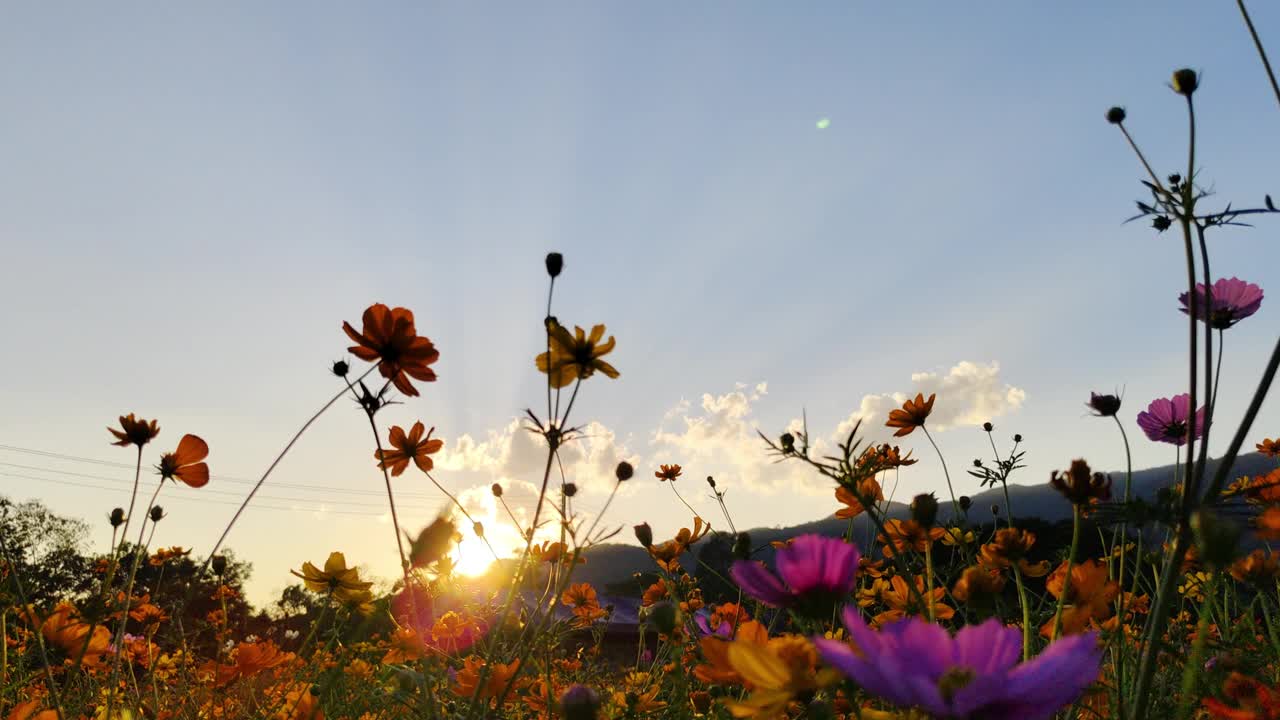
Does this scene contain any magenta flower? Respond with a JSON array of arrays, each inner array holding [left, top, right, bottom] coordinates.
[[1136, 394, 1206, 446], [1179, 277, 1264, 329], [730, 534, 859, 615], [815, 611, 1101, 720]]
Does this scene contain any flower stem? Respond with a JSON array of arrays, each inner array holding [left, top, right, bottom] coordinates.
[[1051, 505, 1082, 641], [1176, 571, 1218, 720], [1013, 564, 1030, 661], [921, 426, 960, 525]]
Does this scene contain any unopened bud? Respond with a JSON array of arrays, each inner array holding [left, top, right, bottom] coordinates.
[[1172, 68, 1199, 97], [211, 555, 228, 576], [732, 532, 752, 560], [563, 483, 578, 498], [491, 483, 503, 498], [331, 360, 350, 378], [982, 422, 993, 432], [780, 432, 796, 453], [559, 684, 601, 720], [910, 493, 939, 528], [1105, 107, 1126, 124], [706, 475, 716, 489], [473, 522, 484, 538], [634, 522, 653, 548], [958, 496, 972, 512], [545, 252, 564, 278], [615, 461, 634, 482], [149, 506, 165, 522], [109, 508, 126, 528]]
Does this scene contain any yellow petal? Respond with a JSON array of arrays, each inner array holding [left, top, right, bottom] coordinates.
[[727, 640, 790, 690]]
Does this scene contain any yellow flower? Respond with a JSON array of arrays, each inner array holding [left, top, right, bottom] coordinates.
[[940, 527, 974, 546], [724, 635, 839, 718], [290, 552, 373, 604], [535, 321, 619, 388]]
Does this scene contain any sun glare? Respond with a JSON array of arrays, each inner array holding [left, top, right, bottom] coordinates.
[[453, 538, 494, 577]]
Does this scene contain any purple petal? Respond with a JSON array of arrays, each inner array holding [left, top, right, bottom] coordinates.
[[954, 618, 1021, 676], [730, 560, 793, 607]]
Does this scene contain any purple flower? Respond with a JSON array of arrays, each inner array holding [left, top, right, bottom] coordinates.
[[1179, 277, 1264, 330], [815, 610, 1101, 720], [730, 534, 859, 615], [1136, 394, 1206, 446], [694, 610, 732, 638]]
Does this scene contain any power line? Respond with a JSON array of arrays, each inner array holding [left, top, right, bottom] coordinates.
[[0, 472, 413, 518], [0, 460, 449, 512], [0, 443, 457, 500]]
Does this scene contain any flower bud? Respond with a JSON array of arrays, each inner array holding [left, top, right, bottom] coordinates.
[[563, 483, 578, 498], [1172, 68, 1199, 96], [491, 483, 504, 498], [1087, 392, 1122, 417], [615, 461, 634, 482], [1013, 434, 1023, 443], [982, 422, 993, 432], [545, 252, 564, 278], [634, 522, 653, 548], [211, 555, 228, 576], [646, 601, 679, 635], [733, 531, 752, 560], [331, 360, 350, 378], [149, 506, 165, 522], [473, 522, 484, 538], [1105, 106, 1127, 124], [779, 432, 796, 453], [958, 496, 972, 512], [691, 691, 712, 715], [1152, 216, 1172, 232], [706, 475, 716, 489], [991, 503, 1001, 516], [109, 508, 126, 528], [559, 684, 601, 720], [910, 493, 939, 528]]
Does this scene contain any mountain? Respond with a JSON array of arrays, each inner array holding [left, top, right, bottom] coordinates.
[[566, 452, 1272, 594]]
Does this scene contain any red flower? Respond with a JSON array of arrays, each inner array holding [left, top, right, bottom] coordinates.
[[376, 422, 444, 476], [157, 434, 210, 488], [343, 304, 440, 397]]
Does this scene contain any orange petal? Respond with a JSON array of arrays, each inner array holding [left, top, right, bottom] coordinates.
[[175, 463, 209, 488], [172, 434, 209, 465]]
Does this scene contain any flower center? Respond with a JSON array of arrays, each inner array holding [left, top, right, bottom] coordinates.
[[938, 666, 977, 704]]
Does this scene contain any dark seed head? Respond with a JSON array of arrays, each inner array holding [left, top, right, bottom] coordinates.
[[615, 461, 634, 482], [1105, 107, 1127, 124], [545, 252, 564, 278]]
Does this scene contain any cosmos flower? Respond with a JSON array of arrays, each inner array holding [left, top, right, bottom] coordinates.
[[1179, 277, 1264, 330], [725, 635, 840, 718], [655, 464, 683, 482], [343, 303, 440, 397], [156, 434, 209, 488], [730, 534, 859, 614], [1049, 459, 1112, 505], [1086, 393, 1122, 418], [885, 393, 936, 438], [1136, 394, 1206, 446], [108, 413, 160, 448], [375, 421, 443, 476], [815, 612, 1102, 720], [535, 321, 619, 389], [290, 552, 373, 604]]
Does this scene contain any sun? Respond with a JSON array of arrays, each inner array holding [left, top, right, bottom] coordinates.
[[453, 538, 494, 577]]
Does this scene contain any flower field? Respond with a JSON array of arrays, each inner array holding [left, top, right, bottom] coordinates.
[[12, 9, 1280, 720]]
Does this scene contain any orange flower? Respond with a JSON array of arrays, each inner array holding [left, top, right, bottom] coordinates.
[[655, 464, 683, 482], [648, 517, 711, 572], [980, 527, 1051, 577], [1256, 507, 1280, 541], [724, 634, 840, 718], [375, 421, 443, 476], [1041, 559, 1119, 638], [1202, 672, 1280, 720], [452, 657, 523, 704], [535, 321, 619, 388], [562, 583, 607, 627], [874, 575, 953, 625], [951, 564, 1006, 607], [108, 413, 159, 448], [157, 434, 209, 488], [343, 303, 440, 397], [23, 602, 111, 666], [274, 684, 324, 720], [214, 641, 293, 686], [885, 393, 935, 437], [381, 626, 425, 664], [5, 701, 58, 720], [1246, 469, 1280, 504], [878, 518, 945, 558], [1258, 438, 1280, 458], [641, 581, 668, 607], [834, 477, 883, 520], [1049, 459, 1111, 505], [1233, 549, 1280, 585], [530, 541, 582, 566]]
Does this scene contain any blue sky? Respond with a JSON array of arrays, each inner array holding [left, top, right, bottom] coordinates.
[[3, 2, 1280, 604]]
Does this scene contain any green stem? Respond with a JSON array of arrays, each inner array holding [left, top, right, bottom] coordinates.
[[1052, 505, 1082, 641], [1013, 564, 1030, 661], [1176, 571, 1218, 720]]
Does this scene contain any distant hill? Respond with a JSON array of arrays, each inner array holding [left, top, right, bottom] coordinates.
[[567, 452, 1274, 594]]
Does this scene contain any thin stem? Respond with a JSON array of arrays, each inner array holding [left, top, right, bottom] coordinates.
[[669, 482, 702, 521], [1052, 505, 1082, 641], [1013, 564, 1031, 662], [924, 543, 936, 623], [1177, 571, 1218, 720], [1237, 0, 1280, 110], [1192, 222, 1213, 502], [203, 364, 378, 569], [364, 410, 417, 625], [0, 528, 66, 720], [921, 426, 960, 522]]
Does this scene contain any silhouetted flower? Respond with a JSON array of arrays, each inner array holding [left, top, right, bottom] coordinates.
[[1137, 394, 1206, 446], [108, 414, 160, 448], [885, 393, 936, 438], [157, 434, 209, 488], [1087, 393, 1122, 418], [375, 422, 443, 476], [1180, 277, 1264, 330], [1050, 459, 1111, 505], [343, 303, 440, 397]]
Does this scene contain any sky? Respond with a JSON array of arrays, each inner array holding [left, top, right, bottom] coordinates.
[[3, 2, 1280, 606]]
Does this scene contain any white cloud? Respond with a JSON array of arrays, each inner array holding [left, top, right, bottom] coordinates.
[[835, 361, 1026, 446]]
